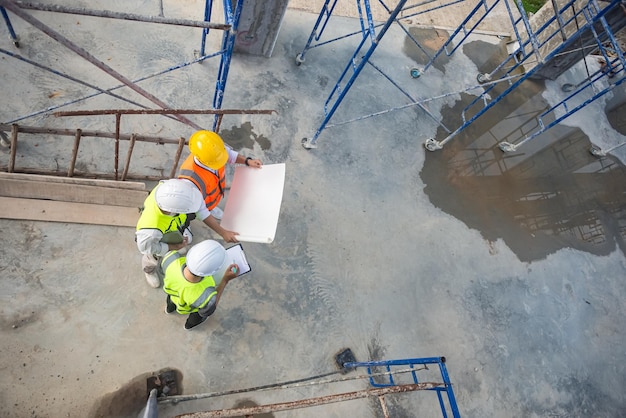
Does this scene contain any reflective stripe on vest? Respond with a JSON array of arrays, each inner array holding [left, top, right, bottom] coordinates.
[[162, 251, 217, 314], [178, 155, 225, 210], [136, 183, 189, 234]]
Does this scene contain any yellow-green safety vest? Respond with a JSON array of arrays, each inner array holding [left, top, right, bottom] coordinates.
[[136, 184, 190, 243], [161, 251, 217, 315]]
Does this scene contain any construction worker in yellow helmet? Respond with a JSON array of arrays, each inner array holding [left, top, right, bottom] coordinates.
[[178, 130, 262, 243]]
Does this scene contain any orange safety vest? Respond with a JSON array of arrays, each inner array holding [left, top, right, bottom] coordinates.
[[178, 155, 225, 210]]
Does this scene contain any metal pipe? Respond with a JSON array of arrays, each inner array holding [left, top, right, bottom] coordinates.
[[114, 113, 121, 180], [170, 137, 186, 179], [177, 383, 443, 418], [378, 395, 390, 418], [0, 47, 158, 110], [68, 129, 81, 177], [9, 124, 17, 172], [214, 114, 224, 132], [54, 109, 275, 116], [121, 133, 136, 181], [1, 5, 18, 45], [160, 366, 422, 405], [0, 0, 202, 130], [0, 124, 183, 145], [0, 166, 169, 182], [13, 1, 230, 30]]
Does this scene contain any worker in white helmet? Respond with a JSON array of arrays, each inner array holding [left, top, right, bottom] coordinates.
[[136, 179, 213, 288], [161, 239, 239, 330], [178, 130, 262, 243]]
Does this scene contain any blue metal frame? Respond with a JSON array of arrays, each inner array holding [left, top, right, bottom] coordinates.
[[1, 1, 239, 131], [298, 0, 625, 155], [200, 0, 245, 131], [423, 0, 625, 153], [343, 356, 461, 418], [301, 0, 409, 148], [1, 5, 18, 46]]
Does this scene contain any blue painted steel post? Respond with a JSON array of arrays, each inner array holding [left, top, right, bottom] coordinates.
[[425, 0, 624, 152], [200, 0, 213, 57], [1, 6, 18, 46], [296, 0, 339, 64], [343, 356, 461, 418], [211, 0, 244, 130], [302, 0, 409, 149]]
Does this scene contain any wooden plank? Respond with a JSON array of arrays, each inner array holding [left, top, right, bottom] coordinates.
[[0, 172, 146, 190], [0, 178, 148, 207], [0, 197, 140, 227]]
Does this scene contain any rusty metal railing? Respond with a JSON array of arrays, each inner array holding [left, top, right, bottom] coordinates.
[[0, 107, 275, 182]]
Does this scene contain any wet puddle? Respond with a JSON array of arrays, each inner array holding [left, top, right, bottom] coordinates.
[[219, 121, 271, 150], [408, 28, 626, 261]]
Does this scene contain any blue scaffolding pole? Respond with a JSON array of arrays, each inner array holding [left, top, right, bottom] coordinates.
[[300, 0, 410, 149], [1, 5, 18, 46], [0, 0, 238, 132], [422, 0, 625, 154], [200, 0, 245, 131], [298, 0, 515, 149], [298, 0, 624, 156], [343, 356, 461, 417]]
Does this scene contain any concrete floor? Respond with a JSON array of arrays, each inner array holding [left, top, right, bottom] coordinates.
[[1, 1, 626, 417]]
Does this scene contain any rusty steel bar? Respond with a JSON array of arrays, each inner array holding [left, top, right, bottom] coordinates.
[[114, 113, 121, 180], [121, 133, 137, 181], [378, 395, 390, 418], [13, 1, 231, 30], [160, 366, 424, 405], [0, 166, 169, 182], [67, 128, 82, 177], [0, 0, 201, 130], [176, 383, 443, 418], [8, 124, 18, 173], [0, 124, 182, 145], [170, 136, 186, 179], [214, 114, 224, 133], [54, 108, 276, 117]]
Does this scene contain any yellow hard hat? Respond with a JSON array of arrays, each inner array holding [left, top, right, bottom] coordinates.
[[188, 130, 228, 169]]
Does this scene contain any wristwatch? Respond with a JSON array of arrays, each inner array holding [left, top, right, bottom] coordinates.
[[245, 157, 252, 166]]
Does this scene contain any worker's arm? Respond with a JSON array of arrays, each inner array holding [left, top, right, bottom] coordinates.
[[202, 215, 239, 243], [136, 228, 189, 256], [197, 264, 238, 318], [235, 154, 262, 168]]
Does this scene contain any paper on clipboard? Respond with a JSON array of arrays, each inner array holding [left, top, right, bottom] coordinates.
[[226, 243, 251, 276], [221, 163, 285, 244]]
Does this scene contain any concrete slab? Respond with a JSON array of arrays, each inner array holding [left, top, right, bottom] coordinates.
[[0, 1, 625, 417]]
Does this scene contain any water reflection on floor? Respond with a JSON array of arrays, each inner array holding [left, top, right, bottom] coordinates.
[[417, 34, 626, 262]]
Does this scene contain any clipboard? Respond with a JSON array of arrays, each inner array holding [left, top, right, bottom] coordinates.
[[225, 243, 251, 276]]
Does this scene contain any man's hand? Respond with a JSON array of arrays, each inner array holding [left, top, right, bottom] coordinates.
[[220, 230, 239, 243], [247, 158, 262, 168], [222, 263, 239, 282], [203, 215, 238, 243]]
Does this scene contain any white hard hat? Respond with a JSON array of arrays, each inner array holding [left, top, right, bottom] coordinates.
[[155, 179, 203, 214], [186, 240, 228, 278]]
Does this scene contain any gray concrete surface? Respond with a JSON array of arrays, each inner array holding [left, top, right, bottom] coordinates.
[[1, 1, 625, 417]]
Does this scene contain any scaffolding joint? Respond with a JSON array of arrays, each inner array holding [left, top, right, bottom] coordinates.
[[301, 137, 318, 149], [498, 141, 518, 152], [424, 138, 443, 151]]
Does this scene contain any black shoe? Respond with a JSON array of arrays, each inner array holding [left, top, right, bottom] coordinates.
[[165, 295, 176, 314], [184, 312, 207, 330]]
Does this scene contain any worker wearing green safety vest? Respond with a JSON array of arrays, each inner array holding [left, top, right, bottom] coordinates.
[[136, 179, 211, 289], [136, 189, 192, 244], [162, 239, 238, 330]]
